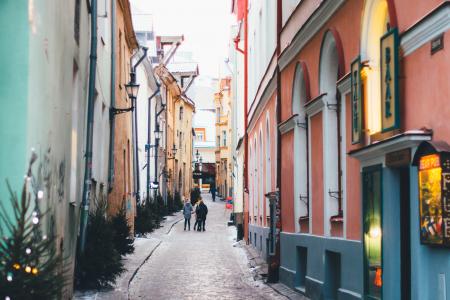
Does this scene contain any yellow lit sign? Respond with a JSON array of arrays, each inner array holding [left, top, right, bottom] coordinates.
[[419, 154, 440, 170]]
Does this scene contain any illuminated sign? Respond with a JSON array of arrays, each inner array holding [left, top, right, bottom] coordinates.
[[381, 28, 400, 132], [351, 56, 362, 144], [418, 153, 450, 247]]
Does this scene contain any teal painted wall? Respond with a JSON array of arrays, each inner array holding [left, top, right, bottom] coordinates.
[[0, 1, 29, 227]]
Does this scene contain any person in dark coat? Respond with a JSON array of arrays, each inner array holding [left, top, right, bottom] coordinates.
[[209, 184, 217, 202], [193, 200, 201, 231], [197, 199, 208, 231]]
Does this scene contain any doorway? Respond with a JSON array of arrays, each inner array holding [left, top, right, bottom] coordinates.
[[399, 168, 411, 300]]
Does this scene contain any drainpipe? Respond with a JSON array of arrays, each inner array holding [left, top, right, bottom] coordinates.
[[79, 0, 98, 253], [107, 0, 116, 191], [146, 87, 160, 199], [267, 0, 283, 283], [131, 48, 148, 204], [243, 0, 249, 243]]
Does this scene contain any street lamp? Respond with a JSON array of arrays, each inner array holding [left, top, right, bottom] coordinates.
[[195, 149, 200, 162], [125, 80, 139, 99], [110, 79, 140, 116], [168, 144, 177, 160]]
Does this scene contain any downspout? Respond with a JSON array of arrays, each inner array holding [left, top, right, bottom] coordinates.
[[108, 0, 116, 191], [147, 87, 160, 200], [79, 0, 98, 253], [336, 89, 342, 215], [131, 48, 148, 204], [267, 0, 283, 283], [243, 0, 249, 242]]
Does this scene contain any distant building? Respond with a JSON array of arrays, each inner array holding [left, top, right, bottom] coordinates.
[[192, 77, 219, 190], [214, 78, 234, 200]]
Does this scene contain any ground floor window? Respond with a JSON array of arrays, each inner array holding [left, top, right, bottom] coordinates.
[[363, 165, 382, 299]]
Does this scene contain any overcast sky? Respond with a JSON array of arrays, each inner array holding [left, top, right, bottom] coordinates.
[[131, 0, 234, 78]]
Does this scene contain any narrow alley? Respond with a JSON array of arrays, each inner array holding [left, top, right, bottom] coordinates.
[[129, 193, 283, 299], [1, 0, 450, 299]]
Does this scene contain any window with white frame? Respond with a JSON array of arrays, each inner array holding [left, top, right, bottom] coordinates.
[[292, 64, 309, 232]]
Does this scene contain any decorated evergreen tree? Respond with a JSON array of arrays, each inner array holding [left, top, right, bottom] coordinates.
[[74, 200, 124, 289], [0, 153, 67, 299], [111, 205, 134, 256]]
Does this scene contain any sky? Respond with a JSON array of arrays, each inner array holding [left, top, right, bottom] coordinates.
[[131, 0, 234, 78]]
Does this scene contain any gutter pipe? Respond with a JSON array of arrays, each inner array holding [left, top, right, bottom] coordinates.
[[131, 47, 148, 204], [108, 0, 116, 191], [79, 0, 98, 253], [146, 87, 160, 199]]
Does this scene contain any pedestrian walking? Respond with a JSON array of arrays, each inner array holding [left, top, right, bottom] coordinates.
[[209, 184, 217, 202], [183, 199, 193, 231], [193, 200, 201, 231], [198, 199, 208, 231]]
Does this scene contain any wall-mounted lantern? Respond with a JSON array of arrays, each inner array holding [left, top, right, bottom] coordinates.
[[413, 141, 450, 247]]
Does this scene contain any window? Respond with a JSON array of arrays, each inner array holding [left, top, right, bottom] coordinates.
[[217, 136, 220, 147], [179, 106, 184, 120], [319, 31, 342, 236], [292, 63, 309, 232], [216, 107, 221, 122], [196, 132, 204, 141], [222, 131, 227, 146]]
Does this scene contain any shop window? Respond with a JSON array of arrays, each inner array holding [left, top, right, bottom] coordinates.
[[363, 165, 382, 299], [412, 141, 450, 247]]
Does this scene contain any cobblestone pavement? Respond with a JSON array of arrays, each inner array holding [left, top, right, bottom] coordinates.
[[129, 193, 288, 300]]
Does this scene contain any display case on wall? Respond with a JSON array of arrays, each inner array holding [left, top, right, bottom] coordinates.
[[413, 141, 450, 247]]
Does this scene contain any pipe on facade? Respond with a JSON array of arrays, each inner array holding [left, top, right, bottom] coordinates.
[[107, 0, 116, 191], [243, 0, 248, 192], [79, 0, 98, 253], [146, 87, 160, 200], [131, 47, 148, 204], [336, 89, 342, 214], [267, 0, 283, 284]]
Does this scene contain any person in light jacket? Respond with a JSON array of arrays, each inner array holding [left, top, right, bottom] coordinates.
[[183, 199, 193, 231]]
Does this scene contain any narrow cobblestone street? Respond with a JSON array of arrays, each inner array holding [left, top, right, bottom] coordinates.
[[129, 193, 288, 300]]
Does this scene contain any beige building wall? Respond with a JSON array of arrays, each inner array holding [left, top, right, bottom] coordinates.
[[108, 0, 138, 230]]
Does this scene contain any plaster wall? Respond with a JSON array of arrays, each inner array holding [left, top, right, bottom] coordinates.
[[247, 92, 277, 228], [1, 0, 92, 297], [281, 131, 295, 233], [310, 113, 324, 236], [108, 1, 136, 228], [402, 30, 450, 140]]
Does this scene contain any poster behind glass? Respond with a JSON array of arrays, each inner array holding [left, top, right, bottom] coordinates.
[[419, 155, 443, 245]]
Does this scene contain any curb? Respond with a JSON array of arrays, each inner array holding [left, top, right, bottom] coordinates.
[[127, 240, 162, 300], [165, 216, 183, 234]]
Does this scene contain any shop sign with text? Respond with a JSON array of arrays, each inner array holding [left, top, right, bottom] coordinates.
[[380, 28, 400, 132], [351, 56, 362, 144]]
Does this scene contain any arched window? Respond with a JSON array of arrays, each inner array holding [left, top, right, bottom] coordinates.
[[265, 114, 271, 224], [292, 63, 309, 232], [249, 144, 253, 223], [361, 0, 391, 135], [319, 30, 343, 236], [253, 137, 258, 224], [259, 129, 263, 226]]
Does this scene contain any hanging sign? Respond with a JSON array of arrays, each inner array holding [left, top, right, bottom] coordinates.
[[413, 141, 450, 247], [380, 28, 400, 132], [351, 57, 362, 144]]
